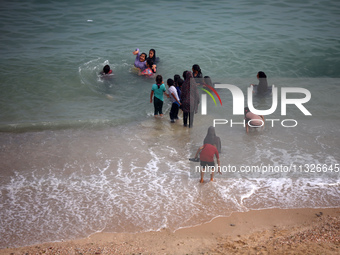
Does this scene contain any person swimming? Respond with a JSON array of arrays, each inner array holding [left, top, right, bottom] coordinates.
[[100, 65, 113, 75], [132, 48, 147, 71], [139, 59, 156, 77]]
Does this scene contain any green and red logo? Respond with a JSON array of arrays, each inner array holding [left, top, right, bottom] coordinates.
[[199, 83, 222, 115]]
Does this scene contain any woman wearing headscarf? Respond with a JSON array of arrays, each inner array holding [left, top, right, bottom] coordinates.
[[203, 126, 221, 153], [180, 71, 200, 128]]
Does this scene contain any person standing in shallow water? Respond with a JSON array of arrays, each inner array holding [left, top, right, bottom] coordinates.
[[174, 74, 183, 100], [251, 71, 268, 95], [192, 64, 203, 79], [180, 71, 200, 128], [194, 143, 221, 183], [167, 78, 181, 123], [150, 75, 168, 118]]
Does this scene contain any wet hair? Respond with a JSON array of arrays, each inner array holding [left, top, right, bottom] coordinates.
[[167, 78, 174, 86], [192, 64, 203, 81], [156, 75, 163, 87], [192, 64, 202, 74], [258, 71, 267, 78], [146, 59, 153, 66], [103, 65, 111, 74], [145, 59, 156, 73], [149, 49, 156, 59]]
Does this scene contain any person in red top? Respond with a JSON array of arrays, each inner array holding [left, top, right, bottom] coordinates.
[[194, 143, 221, 183]]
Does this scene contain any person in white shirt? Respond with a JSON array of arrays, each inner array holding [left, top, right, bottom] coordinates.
[[167, 79, 181, 123]]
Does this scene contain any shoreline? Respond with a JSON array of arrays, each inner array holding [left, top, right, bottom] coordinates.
[[2, 207, 339, 254]]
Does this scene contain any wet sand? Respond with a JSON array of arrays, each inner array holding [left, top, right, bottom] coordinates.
[[1, 207, 339, 255]]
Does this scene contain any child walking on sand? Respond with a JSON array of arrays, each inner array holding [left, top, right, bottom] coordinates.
[[167, 78, 181, 123], [150, 75, 168, 117]]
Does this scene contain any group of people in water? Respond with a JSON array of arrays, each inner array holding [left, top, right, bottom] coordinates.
[[100, 48, 269, 182], [133, 48, 158, 76], [131, 49, 223, 182], [131, 48, 206, 127], [148, 70, 203, 127], [100, 48, 268, 132]]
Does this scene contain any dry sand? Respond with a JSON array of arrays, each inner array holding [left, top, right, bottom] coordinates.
[[1, 207, 339, 255]]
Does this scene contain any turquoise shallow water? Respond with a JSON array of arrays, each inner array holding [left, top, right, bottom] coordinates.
[[0, 0, 339, 249]]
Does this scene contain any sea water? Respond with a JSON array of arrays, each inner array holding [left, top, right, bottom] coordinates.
[[0, 0, 339, 248]]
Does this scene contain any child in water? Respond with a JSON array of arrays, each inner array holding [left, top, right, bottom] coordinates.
[[139, 59, 156, 77], [150, 75, 169, 118], [100, 65, 113, 75], [132, 48, 147, 71], [133, 48, 157, 72]]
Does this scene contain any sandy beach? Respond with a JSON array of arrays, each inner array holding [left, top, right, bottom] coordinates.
[[1, 207, 339, 255]]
